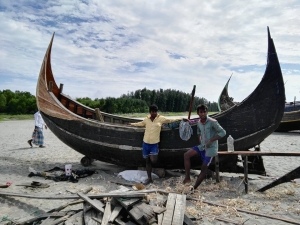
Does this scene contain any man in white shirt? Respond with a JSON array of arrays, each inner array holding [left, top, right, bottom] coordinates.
[[27, 111, 47, 148]]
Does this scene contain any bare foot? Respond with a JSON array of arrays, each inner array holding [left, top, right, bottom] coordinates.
[[143, 179, 153, 185], [183, 178, 191, 184]]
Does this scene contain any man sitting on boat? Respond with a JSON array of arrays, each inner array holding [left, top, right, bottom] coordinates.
[[183, 104, 226, 189], [129, 104, 182, 185]]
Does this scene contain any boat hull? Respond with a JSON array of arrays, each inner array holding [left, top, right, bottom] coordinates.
[[37, 28, 285, 174]]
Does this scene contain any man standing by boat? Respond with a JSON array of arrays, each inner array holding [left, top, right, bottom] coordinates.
[[27, 111, 47, 148], [129, 104, 182, 185], [183, 104, 226, 189]]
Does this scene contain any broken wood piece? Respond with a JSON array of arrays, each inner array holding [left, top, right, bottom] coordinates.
[[150, 205, 166, 214], [116, 197, 142, 209], [78, 193, 105, 213], [47, 211, 77, 225], [214, 216, 244, 225], [101, 201, 112, 225], [47, 199, 84, 213], [84, 202, 103, 225], [135, 202, 155, 220], [257, 166, 300, 192]]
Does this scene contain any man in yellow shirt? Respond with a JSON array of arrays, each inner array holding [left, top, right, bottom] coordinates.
[[129, 104, 182, 184]]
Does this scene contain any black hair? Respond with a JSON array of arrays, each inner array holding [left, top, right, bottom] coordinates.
[[196, 104, 208, 113], [149, 104, 158, 112]]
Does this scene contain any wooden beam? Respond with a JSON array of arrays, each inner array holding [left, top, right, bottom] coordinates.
[[95, 108, 104, 122], [218, 151, 300, 156], [78, 193, 105, 213], [162, 193, 177, 225], [101, 201, 112, 225], [0, 191, 145, 199], [59, 83, 64, 93]]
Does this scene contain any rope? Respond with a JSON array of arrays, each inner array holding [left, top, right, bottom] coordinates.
[[179, 120, 193, 141]]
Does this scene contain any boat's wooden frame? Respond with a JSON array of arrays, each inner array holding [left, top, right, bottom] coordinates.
[[36, 27, 285, 173]]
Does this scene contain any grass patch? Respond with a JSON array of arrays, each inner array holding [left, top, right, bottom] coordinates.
[[0, 114, 33, 121]]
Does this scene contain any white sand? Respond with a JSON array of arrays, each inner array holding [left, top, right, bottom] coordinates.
[[0, 120, 299, 224]]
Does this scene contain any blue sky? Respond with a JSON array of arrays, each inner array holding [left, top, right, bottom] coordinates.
[[0, 0, 299, 103]]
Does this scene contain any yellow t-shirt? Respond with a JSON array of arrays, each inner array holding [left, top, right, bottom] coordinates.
[[130, 114, 181, 144]]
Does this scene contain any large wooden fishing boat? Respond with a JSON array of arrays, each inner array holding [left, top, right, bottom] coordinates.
[[36, 27, 285, 174]]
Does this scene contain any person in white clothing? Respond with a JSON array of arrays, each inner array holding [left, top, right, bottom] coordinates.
[[27, 111, 47, 148]]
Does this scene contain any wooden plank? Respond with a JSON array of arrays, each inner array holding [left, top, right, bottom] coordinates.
[[162, 193, 177, 225], [19, 213, 51, 225], [64, 211, 83, 225], [116, 197, 142, 209], [128, 206, 144, 221], [84, 202, 103, 225], [0, 192, 145, 199], [78, 193, 105, 213], [218, 151, 300, 156], [47, 199, 84, 213], [40, 212, 67, 225], [101, 201, 112, 225], [109, 204, 123, 223], [183, 214, 194, 225], [257, 166, 300, 192], [172, 194, 186, 225]]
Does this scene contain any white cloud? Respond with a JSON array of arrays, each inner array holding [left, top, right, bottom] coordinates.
[[0, 0, 299, 103]]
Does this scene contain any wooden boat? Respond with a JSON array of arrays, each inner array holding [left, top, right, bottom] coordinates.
[[275, 109, 300, 132], [36, 27, 285, 174], [217, 75, 236, 112], [218, 76, 300, 132]]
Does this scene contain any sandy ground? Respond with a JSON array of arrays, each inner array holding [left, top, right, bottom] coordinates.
[[0, 120, 299, 224]]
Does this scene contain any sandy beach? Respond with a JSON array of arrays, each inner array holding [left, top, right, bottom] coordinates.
[[0, 120, 299, 224]]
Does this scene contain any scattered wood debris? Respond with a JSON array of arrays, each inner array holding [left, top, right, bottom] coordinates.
[[9, 191, 189, 225]]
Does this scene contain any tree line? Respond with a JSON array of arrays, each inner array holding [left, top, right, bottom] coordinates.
[[0, 88, 219, 114], [76, 88, 219, 113], [0, 90, 37, 114]]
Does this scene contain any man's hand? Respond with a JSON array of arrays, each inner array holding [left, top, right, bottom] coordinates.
[[182, 118, 190, 122], [45, 125, 48, 129], [205, 140, 212, 148]]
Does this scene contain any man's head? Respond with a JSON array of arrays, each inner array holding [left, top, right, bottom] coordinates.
[[196, 104, 208, 120], [149, 104, 158, 118]]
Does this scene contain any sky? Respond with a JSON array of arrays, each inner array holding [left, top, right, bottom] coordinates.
[[0, 0, 299, 103]]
